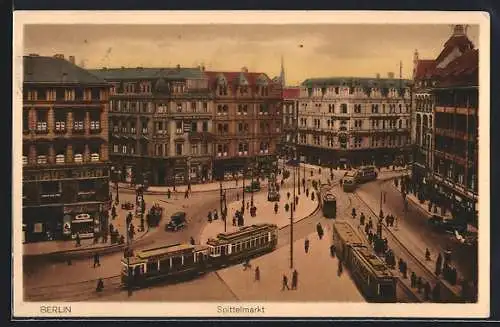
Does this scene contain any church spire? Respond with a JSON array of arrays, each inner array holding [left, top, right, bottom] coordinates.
[[280, 55, 286, 88]]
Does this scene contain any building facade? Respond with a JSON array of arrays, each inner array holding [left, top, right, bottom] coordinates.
[[411, 50, 436, 192], [205, 68, 282, 179], [280, 87, 300, 156], [296, 75, 412, 168], [412, 25, 479, 225], [90, 66, 215, 186], [23, 54, 111, 242]]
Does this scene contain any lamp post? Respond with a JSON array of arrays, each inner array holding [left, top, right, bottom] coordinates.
[[126, 217, 132, 297], [242, 166, 246, 214], [290, 147, 296, 269]]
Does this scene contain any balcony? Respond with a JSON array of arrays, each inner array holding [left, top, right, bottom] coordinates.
[[35, 122, 48, 134], [54, 122, 66, 134], [55, 154, 65, 164]]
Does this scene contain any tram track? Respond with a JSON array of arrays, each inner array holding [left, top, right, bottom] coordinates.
[[351, 190, 461, 303]]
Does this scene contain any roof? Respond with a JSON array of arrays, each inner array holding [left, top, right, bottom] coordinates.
[[433, 49, 478, 87], [301, 77, 411, 88], [24, 55, 108, 86], [204, 71, 275, 88], [352, 245, 393, 278], [214, 223, 277, 242], [435, 35, 475, 65], [135, 243, 196, 259], [88, 67, 205, 81], [283, 87, 300, 99], [333, 221, 364, 245], [414, 60, 436, 80]]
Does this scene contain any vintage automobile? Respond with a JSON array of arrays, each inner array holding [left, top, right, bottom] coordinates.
[[244, 181, 261, 193], [165, 212, 187, 231], [428, 214, 466, 234], [121, 201, 134, 210], [146, 204, 164, 227]]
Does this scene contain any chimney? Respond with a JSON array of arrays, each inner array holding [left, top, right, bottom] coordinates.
[[376, 73, 380, 79], [241, 66, 248, 73], [69, 56, 75, 65], [54, 54, 65, 60], [388, 72, 395, 79]]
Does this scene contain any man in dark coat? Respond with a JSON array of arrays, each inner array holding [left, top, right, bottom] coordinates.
[[282, 274, 290, 291], [291, 269, 298, 290], [435, 253, 443, 276], [316, 223, 324, 240]]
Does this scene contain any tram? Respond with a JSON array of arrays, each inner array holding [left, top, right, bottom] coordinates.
[[342, 171, 358, 192], [356, 165, 378, 183], [333, 221, 396, 302], [322, 192, 337, 218], [121, 223, 278, 288]]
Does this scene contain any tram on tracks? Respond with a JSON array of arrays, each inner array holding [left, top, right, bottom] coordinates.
[[322, 192, 337, 219], [121, 223, 278, 288], [333, 221, 397, 302]]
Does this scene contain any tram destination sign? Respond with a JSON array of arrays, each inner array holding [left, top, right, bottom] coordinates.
[[23, 167, 109, 182]]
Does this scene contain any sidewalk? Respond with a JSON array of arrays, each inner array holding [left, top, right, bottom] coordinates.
[[199, 185, 319, 244], [354, 187, 463, 297], [115, 177, 271, 195], [216, 228, 364, 301], [23, 191, 184, 257]]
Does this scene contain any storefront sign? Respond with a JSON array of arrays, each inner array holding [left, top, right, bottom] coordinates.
[[63, 204, 99, 214], [23, 167, 109, 182]]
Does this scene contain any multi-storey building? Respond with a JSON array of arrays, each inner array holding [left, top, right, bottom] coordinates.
[[280, 87, 300, 156], [205, 68, 282, 179], [22, 54, 111, 242], [413, 25, 479, 225], [411, 49, 436, 192], [90, 66, 214, 186], [297, 75, 412, 167]]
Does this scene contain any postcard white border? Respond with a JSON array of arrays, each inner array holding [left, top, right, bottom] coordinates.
[[12, 10, 490, 318]]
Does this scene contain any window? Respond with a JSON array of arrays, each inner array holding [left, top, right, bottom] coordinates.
[[54, 111, 66, 133], [354, 104, 361, 113], [238, 122, 244, 133], [259, 104, 269, 115], [37, 154, 47, 164], [142, 121, 148, 134], [23, 110, 29, 131], [113, 144, 118, 153], [122, 145, 127, 154], [36, 111, 48, 133], [176, 121, 183, 134], [341, 103, 348, 114], [191, 143, 199, 155], [191, 102, 197, 112], [328, 104, 334, 113], [176, 143, 183, 156], [46, 89, 56, 101], [202, 121, 208, 132], [203, 102, 208, 112], [191, 122, 197, 132], [354, 120, 363, 128], [177, 103, 183, 112], [238, 142, 249, 155], [27, 90, 38, 101], [398, 120, 403, 129], [354, 137, 362, 148], [64, 89, 75, 101], [73, 112, 85, 132]]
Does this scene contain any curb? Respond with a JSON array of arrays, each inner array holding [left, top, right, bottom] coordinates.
[[117, 182, 271, 195], [23, 229, 151, 261], [352, 190, 463, 302]]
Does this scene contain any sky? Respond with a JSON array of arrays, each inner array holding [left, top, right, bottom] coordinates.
[[23, 24, 480, 85]]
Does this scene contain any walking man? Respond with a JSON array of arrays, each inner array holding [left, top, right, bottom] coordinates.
[[435, 253, 443, 276], [304, 238, 310, 254], [330, 244, 336, 258], [291, 269, 298, 290], [316, 223, 324, 240], [411, 271, 417, 288], [255, 266, 260, 282], [282, 274, 290, 291], [93, 253, 100, 268]]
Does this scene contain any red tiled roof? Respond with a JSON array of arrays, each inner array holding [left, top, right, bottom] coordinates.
[[435, 35, 474, 65], [204, 71, 272, 88], [414, 60, 435, 80], [433, 49, 478, 87], [283, 87, 300, 99]]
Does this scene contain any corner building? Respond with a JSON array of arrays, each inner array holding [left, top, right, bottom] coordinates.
[[90, 66, 214, 186], [22, 54, 111, 242], [205, 68, 282, 179], [297, 75, 412, 167]]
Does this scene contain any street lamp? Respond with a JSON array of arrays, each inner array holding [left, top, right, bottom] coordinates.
[[290, 150, 296, 269]]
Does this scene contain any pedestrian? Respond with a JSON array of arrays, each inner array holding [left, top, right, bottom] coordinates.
[[184, 190, 189, 199], [213, 209, 218, 220], [274, 203, 279, 214], [247, 201, 250, 210], [330, 244, 336, 257], [291, 269, 298, 290], [435, 253, 442, 276], [402, 261, 407, 279], [111, 205, 117, 219], [75, 232, 81, 247], [337, 260, 343, 276], [398, 258, 403, 273], [316, 223, 324, 240], [96, 278, 104, 292], [282, 274, 290, 291], [304, 238, 310, 254], [254, 266, 260, 282], [424, 282, 431, 300], [243, 258, 251, 271], [93, 253, 100, 268], [385, 214, 389, 226], [364, 223, 370, 235], [426, 248, 431, 261], [352, 208, 357, 219], [417, 277, 423, 293], [167, 189, 171, 199], [190, 237, 195, 245], [368, 218, 373, 230], [360, 212, 365, 225], [188, 183, 191, 193], [306, 188, 309, 197], [411, 271, 417, 288], [232, 216, 237, 227]]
